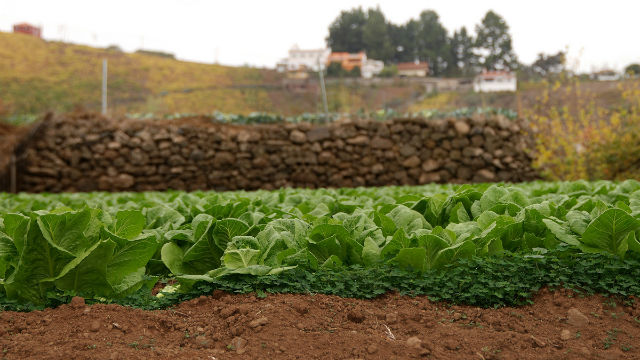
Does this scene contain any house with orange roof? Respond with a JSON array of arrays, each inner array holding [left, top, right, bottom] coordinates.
[[397, 62, 429, 77], [473, 70, 517, 92]]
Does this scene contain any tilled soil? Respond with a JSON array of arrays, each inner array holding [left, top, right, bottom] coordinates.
[[0, 288, 638, 359]]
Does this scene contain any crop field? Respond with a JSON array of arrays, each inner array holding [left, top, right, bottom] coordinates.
[[0, 181, 639, 358]]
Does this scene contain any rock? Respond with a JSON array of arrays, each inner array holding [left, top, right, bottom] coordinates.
[[130, 149, 148, 165], [567, 308, 589, 327], [399, 145, 416, 157], [421, 159, 440, 172], [371, 164, 384, 174], [248, 317, 268, 328], [189, 149, 205, 161], [212, 152, 235, 166], [370, 137, 393, 149], [530, 335, 546, 348], [406, 336, 423, 349], [367, 344, 378, 354], [106, 141, 121, 150], [474, 169, 496, 182], [90, 320, 101, 332], [560, 329, 572, 340], [419, 172, 441, 184], [289, 130, 307, 144], [346, 135, 369, 145], [70, 296, 85, 309], [347, 310, 365, 323], [220, 307, 238, 319], [385, 312, 398, 324], [402, 156, 421, 168], [306, 127, 331, 142], [230, 336, 248, 355], [462, 147, 483, 157], [113, 174, 135, 189], [454, 121, 470, 135]]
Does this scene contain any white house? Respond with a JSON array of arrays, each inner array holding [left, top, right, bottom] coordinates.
[[361, 59, 384, 79], [473, 70, 517, 92], [277, 45, 331, 72], [592, 70, 620, 81]]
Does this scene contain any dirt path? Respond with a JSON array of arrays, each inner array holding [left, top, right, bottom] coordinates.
[[0, 288, 638, 359]]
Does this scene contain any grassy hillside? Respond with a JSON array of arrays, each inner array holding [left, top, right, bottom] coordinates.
[[0, 32, 422, 119]]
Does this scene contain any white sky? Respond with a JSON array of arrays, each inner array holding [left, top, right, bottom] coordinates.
[[1, 0, 638, 72]]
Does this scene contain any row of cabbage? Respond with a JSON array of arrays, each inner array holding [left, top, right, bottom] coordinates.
[[123, 107, 517, 124], [0, 180, 639, 304]]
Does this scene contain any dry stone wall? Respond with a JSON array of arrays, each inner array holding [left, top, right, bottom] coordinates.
[[14, 113, 538, 192]]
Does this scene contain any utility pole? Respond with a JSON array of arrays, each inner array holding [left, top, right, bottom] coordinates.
[[317, 57, 329, 121], [102, 59, 107, 115]]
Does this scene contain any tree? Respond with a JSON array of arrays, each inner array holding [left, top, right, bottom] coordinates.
[[388, 21, 419, 63], [414, 10, 450, 76], [448, 27, 477, 76], [362, 7, 394, 62], [625, 63, 640, 77], [326, 8, 367, 52], [475, 10, 517, 71], [531, 51, 566, 78]]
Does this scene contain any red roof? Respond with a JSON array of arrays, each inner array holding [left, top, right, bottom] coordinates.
[[397, 62, 429, 71]]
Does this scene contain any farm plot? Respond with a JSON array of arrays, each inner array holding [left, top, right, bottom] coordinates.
[[0, 181, 639, 358]]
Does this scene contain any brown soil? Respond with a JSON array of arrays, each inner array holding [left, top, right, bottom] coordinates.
[[0, 288, 638, 360]]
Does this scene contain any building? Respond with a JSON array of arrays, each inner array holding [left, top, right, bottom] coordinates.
[[277, 45, 331, 72], [13, 23, 42, 38], [326, 52, 383, 78], [327, 52, 366, 72], [473, 70, 517, 92], [361, 59, 384, 79], [592, 70, 620, 81], [397, 62, 429, 77]]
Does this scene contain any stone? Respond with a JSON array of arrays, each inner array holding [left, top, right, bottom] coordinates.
[[69, 296, 85, 309], [113, 174, 135, 189], [567, 308, 589, 327], [248, 317, 268, 328], [531, 335, 546, 348], [106, 141, 121, 150], [419, 172, 441, 184], [385, 312, 398, 324], [474, 169, 496, 182], [402, 156, 421, 168], [130, 149, 148, 165], [406, 336, 422, 349], [371, 164, 384, 174], [367, 344, 378, 354], [560, 329, 572, 340], [289, 130, 307, 144], [212, 152, 235, 166], [462, 147, 483, 157], [189, 149, 205, 161], [399, 145, 416, 157], [306, 127, 331, 142], [370, 137, 393, 149], [90, 320, 101, 332], [347, 310, 365, 323], [454, 121, 470, 135], [230, 337, 248, 355], [346, 135, 369, 145], [421, 159, 440, 172]]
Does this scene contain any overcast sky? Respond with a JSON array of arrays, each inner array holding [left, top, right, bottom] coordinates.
[[1, 0, 638, 72]]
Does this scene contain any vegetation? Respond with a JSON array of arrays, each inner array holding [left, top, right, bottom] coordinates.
[[327, 7, 518, 76], [1, 181, 640, 308]]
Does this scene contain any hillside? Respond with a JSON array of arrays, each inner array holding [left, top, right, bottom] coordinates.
[[0, 32, 422, 119]]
